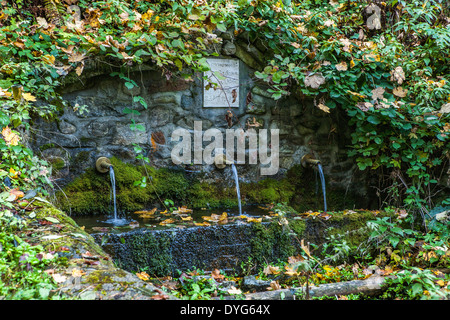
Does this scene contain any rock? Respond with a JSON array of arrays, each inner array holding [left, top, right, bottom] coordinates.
[[252, 86, 274, 99], [148, 107, 172, 127], [112, 123, 148, 145], [241, 275, 272, 292], [87, 119, 111, 137], [245, 103, 266, 115], [234, 43, 263, 71], [58, 120, 77, 134], [221, 41, 236, 55], [122, 82, 141, 96], [270, 120, 292, 136]]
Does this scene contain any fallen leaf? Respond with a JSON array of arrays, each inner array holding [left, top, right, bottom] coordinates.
[[268, 281, 281, 291], [393, 86, 408, 97], [136, 271, 150, 281], [371, 87, 385, 100], [390, 66, 405, 85], [301, 239, 312, 259], [211, 268, 225, 281], [9, 188, 24, 201], [2, 126, 20, 146], [304, 73, 326, 89], [160, 218, 175, 225], [335, 61, 348, 71], [317, 103, 330, 113], [263, 265, 280, 275], [51, 273, 67, 283], [71, 268, 86, 278]]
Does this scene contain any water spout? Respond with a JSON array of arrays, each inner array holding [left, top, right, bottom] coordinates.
[[96, 156, 113, 173]]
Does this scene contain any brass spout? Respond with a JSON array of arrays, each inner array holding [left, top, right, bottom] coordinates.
[[96, 157, 112, 173], [214, 154, 234, 169], [301, 154, 321, 168]]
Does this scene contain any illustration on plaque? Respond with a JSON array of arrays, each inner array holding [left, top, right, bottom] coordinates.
[[203, 58, 240, 108]]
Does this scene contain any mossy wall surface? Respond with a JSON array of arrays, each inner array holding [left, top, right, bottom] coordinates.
[[92, 210, 391, 276], [57, 158, 364, 217]]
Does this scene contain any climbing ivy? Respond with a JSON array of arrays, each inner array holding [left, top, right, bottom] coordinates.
[[0, 0, 449, 213]]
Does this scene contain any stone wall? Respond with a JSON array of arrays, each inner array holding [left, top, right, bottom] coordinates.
[[30, 51, 369, 200]]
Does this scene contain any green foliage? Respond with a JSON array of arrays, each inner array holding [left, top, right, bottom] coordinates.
[[0, 210, 65, 299], [381, 267, 449, 300]]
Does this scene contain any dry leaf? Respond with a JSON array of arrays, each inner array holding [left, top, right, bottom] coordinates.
[[51, 273, 67, 283], [22, 92, 36, 102], [68, 52, 87, 63], [136, 271, 150, 281], [263, 265, 280, 275], [268, 281, 281, 291], [75, 63, 84, 76], [371, 87, 385, 100], [301, 239, 312, 259], [227, 286, 242, 295], [317, 103, 330, 113], [393, 86, 408, 98], [211, 268, 225, 281], [390, 66, 405, 85], [41, 54, 55, 65], [335, 61, 348, 71], [9, 188, 24, 201], [160, 218, 175, 225], [71, 268, 86, 278], [304, 73, 326, 89], [2, 126, 20, 146]]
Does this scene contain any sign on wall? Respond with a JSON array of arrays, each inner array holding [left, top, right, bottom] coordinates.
[[203, 58, 240, 108]]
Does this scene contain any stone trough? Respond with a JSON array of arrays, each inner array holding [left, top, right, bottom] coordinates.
[[89, 210, 387, 277]]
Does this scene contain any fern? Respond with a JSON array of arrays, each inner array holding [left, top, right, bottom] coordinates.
[[43, 0, 65, 25]]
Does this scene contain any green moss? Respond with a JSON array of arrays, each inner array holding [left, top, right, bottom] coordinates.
[[56, 157, 194, 215], [187, 181, 239, 209], [241, 178, 295, 204], [248, 222, 297, 268]]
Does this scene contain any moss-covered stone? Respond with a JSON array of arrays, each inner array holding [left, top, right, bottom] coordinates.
[[56, 157, 191, 215]]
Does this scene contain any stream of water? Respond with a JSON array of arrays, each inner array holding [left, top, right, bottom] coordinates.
[[231, 163, 242, 216], [317, 163, 327, 212], [104, 165, 128, 226]]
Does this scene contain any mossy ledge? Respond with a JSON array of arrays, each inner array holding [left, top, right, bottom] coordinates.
[[57, 158, 364, 216], [93, 209, 394, 277]]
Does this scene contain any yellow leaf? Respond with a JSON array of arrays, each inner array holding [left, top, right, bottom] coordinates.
[[2, 126, 20, 146], [136, 271, 150, 281], [350, 59, 355, 68], [75, 64, 84, 76], [42, 54, 55, 65], [393, 86, 408, 98], [160, 218, 175, 225], [301, 239, 312, 259], [9, 188, 24, 200], [0, 88, 12, 98], [317, 103, 330, 113], [22, 92, 37, 102], [180, 215, 192, 221], [71, 268, 86, 278]]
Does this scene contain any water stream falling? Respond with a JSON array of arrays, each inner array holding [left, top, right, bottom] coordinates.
[[317, 163, 327, 212], [231, 163, 242, 216], [105, 165, 128, 225]]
